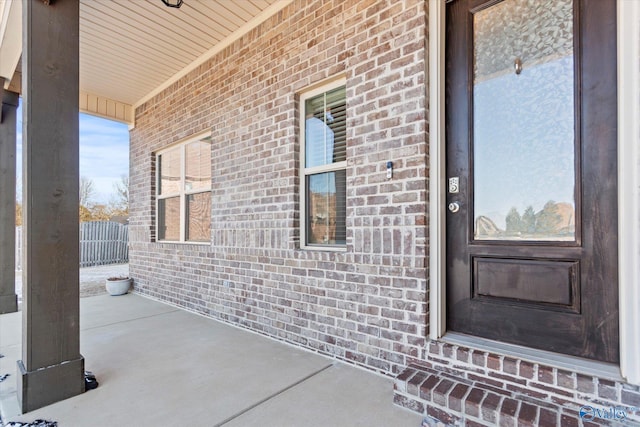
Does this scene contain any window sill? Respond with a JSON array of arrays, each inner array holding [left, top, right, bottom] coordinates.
[[440, 332, 622, 382], [300, 244, 347, 252], [155, 240, 211, 246]]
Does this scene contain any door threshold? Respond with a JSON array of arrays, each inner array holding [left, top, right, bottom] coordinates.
[[440, 332, 623, 382]]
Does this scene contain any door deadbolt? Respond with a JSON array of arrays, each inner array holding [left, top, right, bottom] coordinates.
[[448, 202, 460, 213]]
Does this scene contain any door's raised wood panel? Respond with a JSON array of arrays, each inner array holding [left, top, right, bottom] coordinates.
[[473, 257, 579, 311]]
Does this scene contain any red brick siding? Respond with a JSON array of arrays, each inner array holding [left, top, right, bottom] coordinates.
[[129, 0, 428, 376], [395, 342, 640, 425]]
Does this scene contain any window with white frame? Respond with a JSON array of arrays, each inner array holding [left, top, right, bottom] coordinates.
[[301, 79, 347, 248], [157, 135, 212, 242]]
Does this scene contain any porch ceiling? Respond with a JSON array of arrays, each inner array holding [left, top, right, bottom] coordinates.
[[0, 0, 290, 125]]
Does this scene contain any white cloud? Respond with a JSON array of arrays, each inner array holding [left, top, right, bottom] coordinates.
[[79, 114, 129, 203], [16, 103, 129, 204]]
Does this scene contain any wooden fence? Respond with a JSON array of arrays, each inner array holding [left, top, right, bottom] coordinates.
[[15, 221, 129, 270]]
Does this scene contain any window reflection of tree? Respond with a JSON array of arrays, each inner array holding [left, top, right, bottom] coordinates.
[[307, 102, 346, 245]]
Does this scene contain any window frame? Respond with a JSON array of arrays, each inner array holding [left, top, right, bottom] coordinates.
[[300, 77, 347, 251], [156, 132, 212, 244]]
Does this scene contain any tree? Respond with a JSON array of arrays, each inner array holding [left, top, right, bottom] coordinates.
[[79, 176, 95, 207], [16, 178, 23, 226], [109, 175, 129, 215], [536, 200, 562, 235], [505, 207, 522, 234], [77, 175, 129, 222], [79, 205, 93, 222], [15, 202, 22, 226], [87, 204, 111, 221], [79, 176, 96, 222], [521, 206, 536, 234]]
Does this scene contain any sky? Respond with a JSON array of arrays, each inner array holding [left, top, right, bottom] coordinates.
[[16, 102, 130, 204], [473, 56, 575, 229]]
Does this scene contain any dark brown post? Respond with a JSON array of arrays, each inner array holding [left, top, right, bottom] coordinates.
[[0, 88, 19, 314], [18, 0, 84, 412]]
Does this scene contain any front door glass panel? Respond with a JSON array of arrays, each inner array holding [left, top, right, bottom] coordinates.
[[473, 0, 576, 241]]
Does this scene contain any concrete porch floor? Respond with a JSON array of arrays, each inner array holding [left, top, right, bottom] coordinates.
[[0, 292, 422, 426]]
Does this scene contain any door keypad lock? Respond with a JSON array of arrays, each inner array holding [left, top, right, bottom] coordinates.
[[448, 177, 459, 193], [448, 177, 460, 213]]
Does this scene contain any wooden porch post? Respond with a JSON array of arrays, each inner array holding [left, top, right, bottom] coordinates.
[[18, 0, 84, 412], [0, 88, 18, 314]]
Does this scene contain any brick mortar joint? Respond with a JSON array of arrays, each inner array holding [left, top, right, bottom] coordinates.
[[409, 346, 638, 419], [427, 340, 629, 390]]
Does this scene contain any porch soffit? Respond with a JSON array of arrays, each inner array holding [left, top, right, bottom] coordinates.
[[0, 0, 291, 125]]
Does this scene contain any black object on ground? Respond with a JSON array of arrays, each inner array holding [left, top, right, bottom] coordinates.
[[5, 420, 57, 427], [84, 370, 98, 391]]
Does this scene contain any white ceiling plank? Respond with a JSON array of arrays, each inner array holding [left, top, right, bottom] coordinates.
[[241, 1, 267, 15], [0, 0, 21, 84], [81, 2, 203, 61], [79, 59, 169, 103], [249, 1, 273, 11], [88, 0, 213, 51], [197, 1, 247, 29], [176, 1, 237, 36], [79, 56, 168, 92], [79, 66, 166, 101], [114, 0, 227, 48], [79, 36, 176, 84], [79, 23, 192, 74], [133, 0, 291, 108], [205, 0, 254, 22], [1, 0, 287, 107]]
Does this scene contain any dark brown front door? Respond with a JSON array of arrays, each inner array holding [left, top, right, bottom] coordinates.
[[445, 0, 618, 363]]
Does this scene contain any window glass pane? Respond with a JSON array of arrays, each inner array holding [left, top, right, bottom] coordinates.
[[186, 192, 211, 242], [158, 196, 180, 241], [185, 140, 211, 192], [159, 148, 181, 195], [305, 86, 346, 168], [473, 0, 575, 241], [306, 170, 346, 245]]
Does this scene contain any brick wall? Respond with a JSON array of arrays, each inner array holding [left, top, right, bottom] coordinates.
[[394, 341, 640, 425], [129, 0, 428, 376]]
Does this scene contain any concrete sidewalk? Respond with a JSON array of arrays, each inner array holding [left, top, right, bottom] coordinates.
[[0, 293, 422, 426]]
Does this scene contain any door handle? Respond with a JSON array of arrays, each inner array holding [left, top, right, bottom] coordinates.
[[448, 202, 460, 213]]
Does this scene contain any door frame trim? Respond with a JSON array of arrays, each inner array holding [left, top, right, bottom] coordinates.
[[428, 0, 447, 341], [428, 0, 640, 385], [616, 0, 640, 385]]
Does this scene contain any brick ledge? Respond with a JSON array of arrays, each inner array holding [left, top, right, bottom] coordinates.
[[393, 364, 634, 427]]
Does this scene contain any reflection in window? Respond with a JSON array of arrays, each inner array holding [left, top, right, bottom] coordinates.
[[305, 86, 346, 168], [158, 197, 180, 241], [301, 80, 347, 247], [186, 192, 211, 242], [157, 136, 211, 242], [306, 171, 346, 245], [185, 141, 212, 192], [159, 148, 181, 195], [473, 0, 575, 241]]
